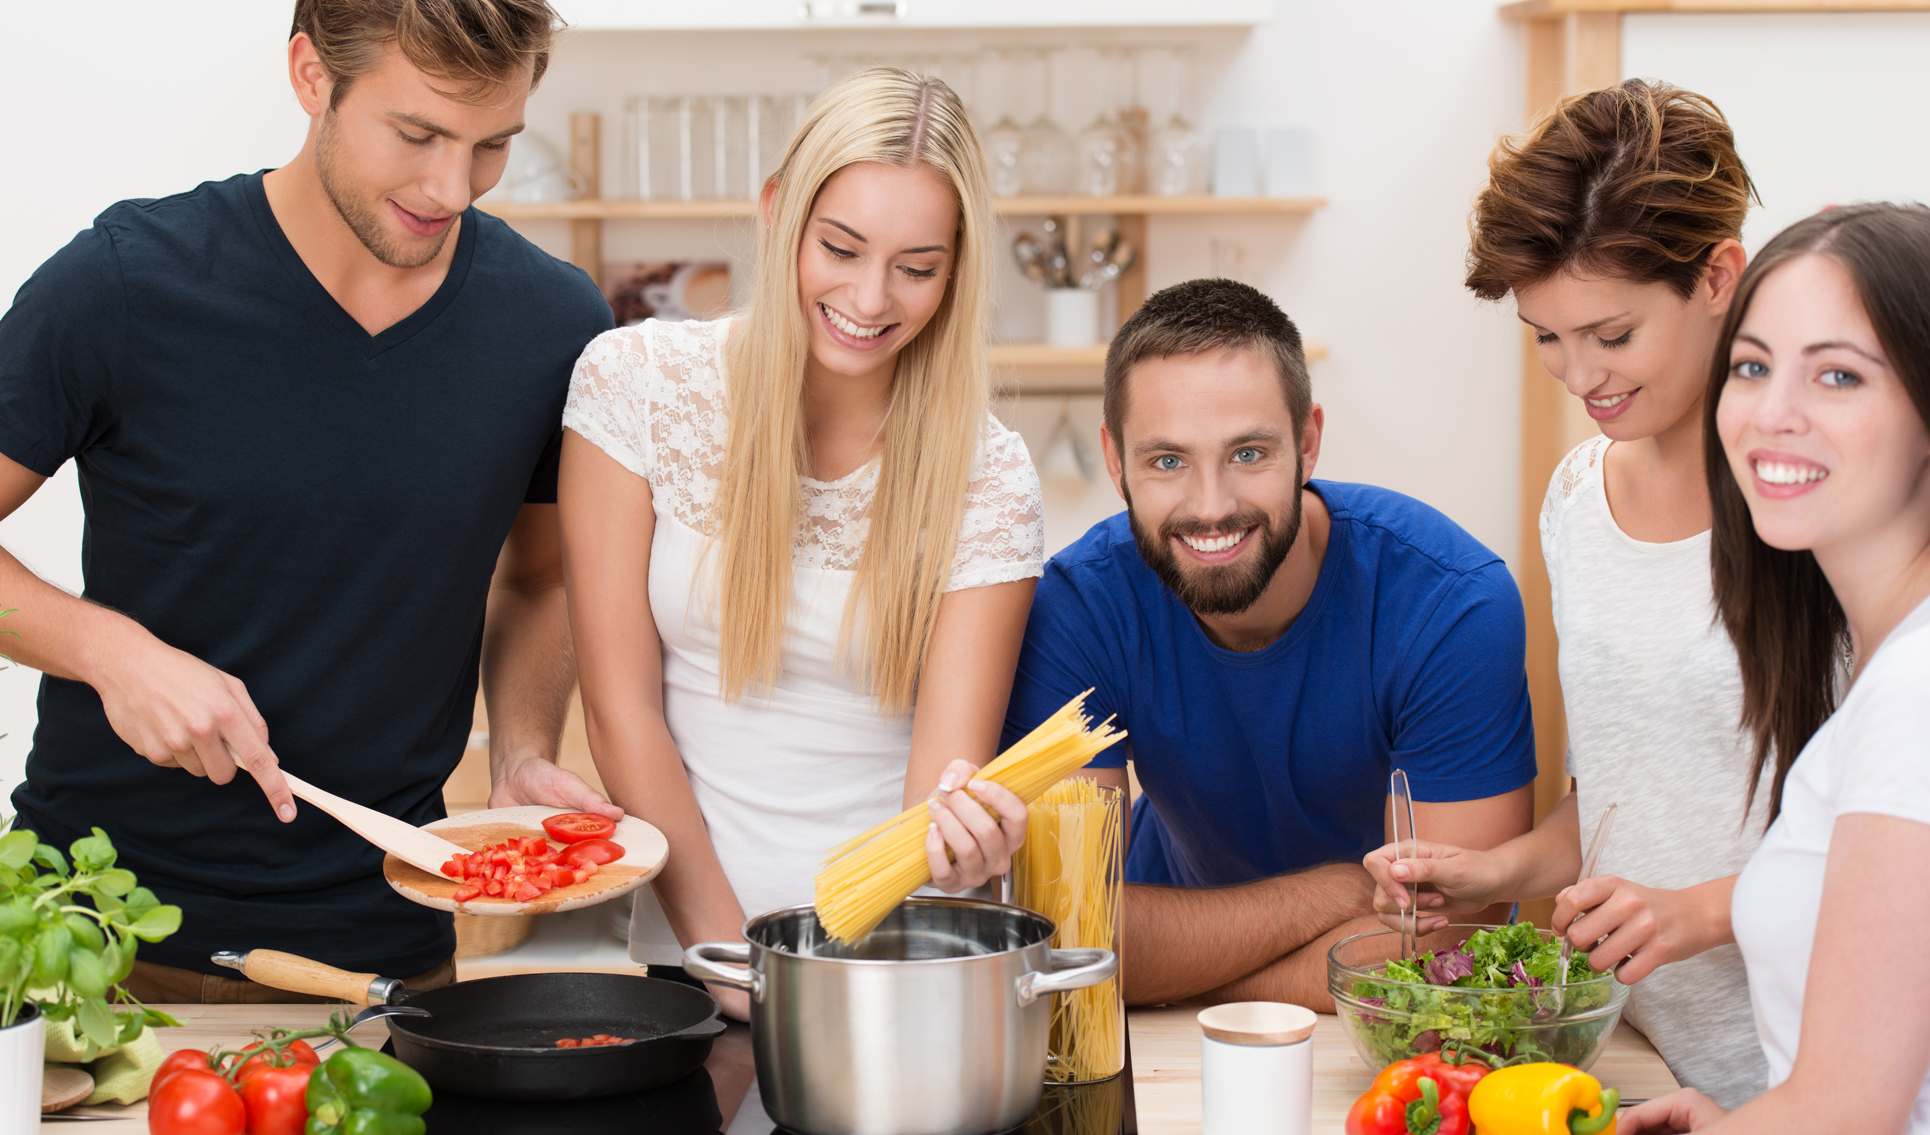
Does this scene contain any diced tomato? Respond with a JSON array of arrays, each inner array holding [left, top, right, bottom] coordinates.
[[542, 812, 616, 844], [452, 881, 483, 902], [440, 858, 464, 879], [560, 838, 625, 868], [512, 881, 542, 902]]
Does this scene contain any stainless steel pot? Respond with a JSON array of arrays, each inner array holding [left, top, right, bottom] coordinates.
[[685, 897, 1117, 1135]]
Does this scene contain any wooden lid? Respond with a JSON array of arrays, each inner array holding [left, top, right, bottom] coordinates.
[[1197, 1001, 1318, 1047]]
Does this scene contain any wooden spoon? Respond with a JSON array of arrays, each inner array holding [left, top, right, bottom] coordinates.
[[41, 1065, 93, 1113], [282, 772, 467, 877]]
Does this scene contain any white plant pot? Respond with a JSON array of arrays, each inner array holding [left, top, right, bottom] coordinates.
[[1, 1002, 45, 1131]]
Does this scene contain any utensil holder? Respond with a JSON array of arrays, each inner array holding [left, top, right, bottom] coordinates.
[[1045, 288, 1101, 348]]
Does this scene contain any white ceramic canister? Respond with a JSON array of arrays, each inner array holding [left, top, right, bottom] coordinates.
[[0, 1002, 46, 1132], [1198, 1001, 1316, 1135]]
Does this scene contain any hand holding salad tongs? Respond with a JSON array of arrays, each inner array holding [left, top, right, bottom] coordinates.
[[1555, 802, 1618, 1007], [1389, 769, 1419, 959]]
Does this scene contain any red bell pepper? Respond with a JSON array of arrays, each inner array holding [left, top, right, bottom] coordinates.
[[1345, 1051, 1491, 1135]]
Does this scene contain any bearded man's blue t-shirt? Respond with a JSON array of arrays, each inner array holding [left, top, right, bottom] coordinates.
[[1001, 480, 1537, 887]]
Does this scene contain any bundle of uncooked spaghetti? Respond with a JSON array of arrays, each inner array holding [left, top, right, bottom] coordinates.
[[813, 690, 1126, 944], [1016, 777, 1126, 1083]]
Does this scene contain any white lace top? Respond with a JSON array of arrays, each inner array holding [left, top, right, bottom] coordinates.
[[562, 316, 1045, 962], [1538, 434, 1768, 1107]]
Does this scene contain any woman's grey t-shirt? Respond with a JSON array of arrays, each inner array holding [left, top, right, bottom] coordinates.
[[1540, 435, 1770, 1108]]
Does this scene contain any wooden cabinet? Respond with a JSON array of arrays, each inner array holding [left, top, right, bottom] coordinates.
[[555, 0, 1274, 30]]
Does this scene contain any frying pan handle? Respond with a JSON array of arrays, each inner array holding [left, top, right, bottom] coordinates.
[[210, 949, 401, 1005], [1015, 947, 1118, 1007], [681, 941, 760, 999]]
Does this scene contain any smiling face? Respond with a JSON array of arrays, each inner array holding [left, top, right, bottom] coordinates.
[[1717, 253, 1930, 559], [794, 161, 958, 383], [1103, 346, 1317, 616], [1515, 259, 1735, 441], [309, 43, 529, 268]]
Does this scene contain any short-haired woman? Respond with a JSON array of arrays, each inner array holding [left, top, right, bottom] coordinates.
[[1364, 80, 1769, 1104]]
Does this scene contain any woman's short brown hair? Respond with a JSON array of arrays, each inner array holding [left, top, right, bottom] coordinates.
[[291, 0, 560, 105], [1466, 79, 1758, 301]]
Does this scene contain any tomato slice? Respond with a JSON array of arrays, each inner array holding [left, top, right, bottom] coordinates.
[[543, 812, 616, 844], [560, 838, 625, 868]]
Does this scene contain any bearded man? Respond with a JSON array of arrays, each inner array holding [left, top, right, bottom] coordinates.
[[0, 0, 620, 998], [1003, 278, 1536, 1009]]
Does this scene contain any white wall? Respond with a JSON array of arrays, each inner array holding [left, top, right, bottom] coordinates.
[[1622, 13, 1930, 243]]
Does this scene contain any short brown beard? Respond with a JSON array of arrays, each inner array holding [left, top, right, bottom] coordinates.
[[1124, 455, 1304, 616], [316, 110, 450, 270]]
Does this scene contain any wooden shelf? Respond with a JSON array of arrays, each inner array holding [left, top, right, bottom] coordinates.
[[1501, 0, 1930, 17], [989, 342, 1326, 369], [482, 194, 1326, 222], [990, 342, 1328, 395]]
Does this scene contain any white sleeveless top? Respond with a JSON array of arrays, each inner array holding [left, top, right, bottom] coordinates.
[[1539, 435, 1770, 1107], [561, 317, 1045, 962]]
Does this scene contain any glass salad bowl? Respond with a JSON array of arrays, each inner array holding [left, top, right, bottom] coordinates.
[[1327, 922, 1631, 1073]]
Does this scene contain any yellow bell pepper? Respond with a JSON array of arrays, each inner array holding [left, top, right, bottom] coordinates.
[[1466, 1063, 1618, 1135]]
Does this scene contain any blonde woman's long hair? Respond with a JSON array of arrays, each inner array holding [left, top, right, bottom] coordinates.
[[716, 67, 994, 712]]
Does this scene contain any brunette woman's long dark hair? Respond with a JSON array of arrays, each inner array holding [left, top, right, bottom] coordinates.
[[1707, 202, 1930, 823]]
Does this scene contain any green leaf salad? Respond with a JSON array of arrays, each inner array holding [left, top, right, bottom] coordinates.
[[1339, 922, 1621, 1066]]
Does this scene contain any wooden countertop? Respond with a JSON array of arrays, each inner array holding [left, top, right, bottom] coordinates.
[[44, 1002, 1679, 1132]]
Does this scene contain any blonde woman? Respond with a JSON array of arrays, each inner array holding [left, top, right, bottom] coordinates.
[[558, 69, 1043, 1017]]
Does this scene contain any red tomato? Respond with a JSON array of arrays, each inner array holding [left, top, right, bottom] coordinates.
[[542, 812, 616, 844], [235, 1039, 319, 1081], [154, 1049, 218, 1093], [452, 880, 483, 902], [148, 1068, 246, 1135], [560, 838, 624, 868], [237, 1063, 311, 1135]]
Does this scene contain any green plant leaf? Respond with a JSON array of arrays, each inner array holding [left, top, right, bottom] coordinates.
[[93, 868, 136, 898], [0, 937, 21, 987], [33, 921, 73, 986], [70, 829, 115, 872], [122, 887, 158, 918], [115, 1009, 145, 1044], [0, 829, 34, 869], [129, 905, 181, 943], [31, 843, 68, 877], [75, 997, 117, 1048], [140, 1006, 182, 1029], [0, 897, 34, 935], [65, 948, 108, 1000]]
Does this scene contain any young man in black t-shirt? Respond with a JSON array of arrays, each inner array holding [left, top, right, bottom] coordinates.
[[0, 0, 621, 996]]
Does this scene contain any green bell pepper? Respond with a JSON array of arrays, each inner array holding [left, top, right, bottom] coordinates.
[[304, 1047, 433, 1135]]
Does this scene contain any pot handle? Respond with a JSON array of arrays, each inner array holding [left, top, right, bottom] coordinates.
[[682, 941, 761, 999], [1016, 947, 1118, 1007]]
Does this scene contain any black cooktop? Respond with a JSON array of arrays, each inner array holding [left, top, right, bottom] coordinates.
[[392, 1028, 1138, 1135]]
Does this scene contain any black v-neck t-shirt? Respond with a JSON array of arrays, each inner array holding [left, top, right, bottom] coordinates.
[[0, 172, 612, 975]]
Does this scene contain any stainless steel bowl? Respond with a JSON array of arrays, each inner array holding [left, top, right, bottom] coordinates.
[[685, 898, 1117, 1135]]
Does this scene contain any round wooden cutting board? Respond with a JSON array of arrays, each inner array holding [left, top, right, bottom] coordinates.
[[383, 806, 667, 917]]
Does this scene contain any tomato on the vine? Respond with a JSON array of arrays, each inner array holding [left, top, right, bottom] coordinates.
[[153, 1049, 219, 1093], [147, 1067, 245, 1135], [236, 1063, 311, 1135], [235, 1039, 319, 1081]]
